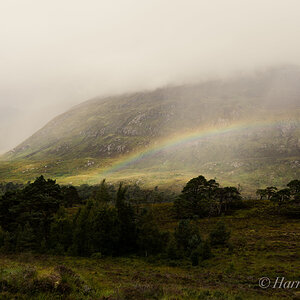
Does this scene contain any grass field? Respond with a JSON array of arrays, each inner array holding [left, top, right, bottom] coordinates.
[[1, 156, 299, 198], [0, 201, 299, 299]]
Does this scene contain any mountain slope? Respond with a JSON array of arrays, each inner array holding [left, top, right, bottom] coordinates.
[[1, 66, 300, 193]]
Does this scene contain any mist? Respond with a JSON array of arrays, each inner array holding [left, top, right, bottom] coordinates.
[[1, 0, 300, 153]]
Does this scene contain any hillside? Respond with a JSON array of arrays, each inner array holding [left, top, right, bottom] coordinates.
[[1, 66, 300, 193]]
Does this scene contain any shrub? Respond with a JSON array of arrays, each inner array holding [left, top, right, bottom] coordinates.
[[174, 220, 202, 256], [209, 221, 231, 246], [198, 240, 212, 261], [166, 236, 180, 260], [190, 240, 212, 265]]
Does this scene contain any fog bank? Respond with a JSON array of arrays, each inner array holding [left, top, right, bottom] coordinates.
[[1, 0, 300, 153]]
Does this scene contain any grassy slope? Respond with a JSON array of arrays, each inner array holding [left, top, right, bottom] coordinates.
[[1, 155, 299, 196], [1, 201, 299, 299]]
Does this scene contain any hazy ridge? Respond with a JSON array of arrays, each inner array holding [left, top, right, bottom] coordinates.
[[1, 66, 300, 192]]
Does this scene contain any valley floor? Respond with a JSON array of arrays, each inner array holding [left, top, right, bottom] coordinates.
[[0, 202, 299, 300]]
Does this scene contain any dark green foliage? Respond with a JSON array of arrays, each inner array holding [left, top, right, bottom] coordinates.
[[76, 183, 99, 201], [174, 176, 218, 218], [169, 220, 214, 265], [0, 176, 66, 251], [198, 240, 212, 261], [67, 182, 168, 257], [61, 185, 81, 207], [115, 183, 137, 254], [1, 174, 298, 260], [287, 179, 300, 203], [0, 176, 80, 254], [190, 240, 212, 265], [0, 175, 171, 257], [92, 179, 112, 203], [256, 186, 278, 201], [209, 221, 231, 246], [16, 223, 37, 252], [174, 175, 241, 219], [259, 179, 300, 218], [215, 186, 242, 215], [76, 182, 174, 206], [190, 249, 200, 266], [0, 226, 6, 249], [86, 202, 120, 256], [0, 175, 204, 259], [265, 186, 278, 200], [0, 182, 24, 196], [256, 189, 267, 200], [287, 179, 300, 195], [270, 188, 291, 206], [166, 236, 180, 260], [49, 207, 73, 253], [295, 193, 300, 203], [174, 220, 202, 256], [70, 201, 94, 256], [278, 203, 300, 218], [0, 230, 14, 253], [137, 210, 167, 256]]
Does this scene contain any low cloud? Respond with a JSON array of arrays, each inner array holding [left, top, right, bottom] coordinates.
[[1, 0, 300, 153]]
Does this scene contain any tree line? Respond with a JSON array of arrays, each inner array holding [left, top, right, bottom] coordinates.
[[256, 180, 300, 203], [1, 175, 298, 263], [0, 175, 234, 265], [256, 180, 300, 218]]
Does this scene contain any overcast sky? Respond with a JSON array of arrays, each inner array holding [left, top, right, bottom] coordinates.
[[1, 0, 300, 153]]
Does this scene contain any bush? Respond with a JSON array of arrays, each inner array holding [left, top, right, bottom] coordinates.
[[209, 221, 231, 246], [190, 240, 212, 265], [166, 236, 181, 260], [198, 240, 212, 261], [279, 203, 300, 218], [174, 220, 202, 256]]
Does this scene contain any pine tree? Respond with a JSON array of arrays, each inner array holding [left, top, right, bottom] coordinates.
[[137, 211, 165, 256], [116, 183, 137, 254], [93, 179, 112, 203], [16, 223, 37, 251]]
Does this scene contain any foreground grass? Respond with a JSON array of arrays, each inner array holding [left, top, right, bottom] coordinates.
[[0, 202, 299, 299], [2, 253, 297, 300]]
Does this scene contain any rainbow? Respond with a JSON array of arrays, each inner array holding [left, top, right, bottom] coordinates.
[[100, 118, 299, 177]]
